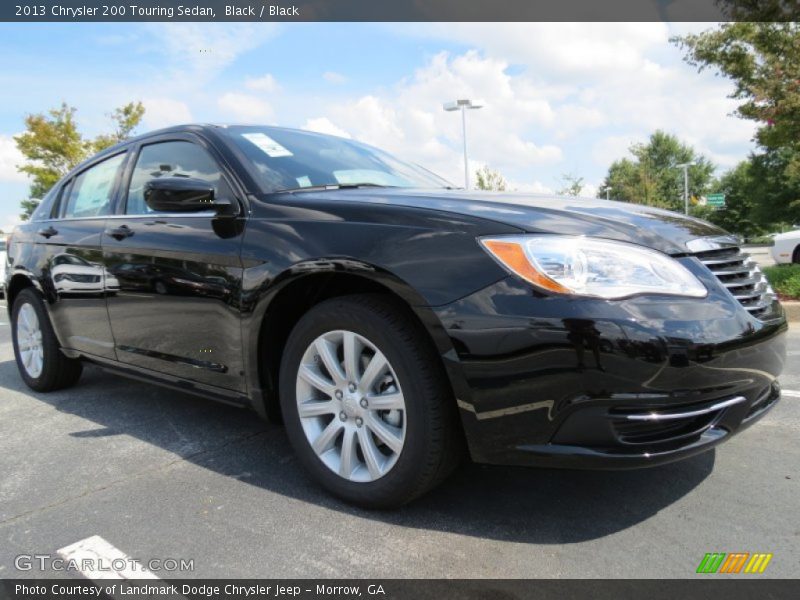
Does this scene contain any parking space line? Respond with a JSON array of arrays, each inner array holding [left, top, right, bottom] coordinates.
[[782, 389, 800, 398], [57, 535, 160, 580]]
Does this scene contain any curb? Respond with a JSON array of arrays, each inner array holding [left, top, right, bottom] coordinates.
[[783, 301, 800, 323]]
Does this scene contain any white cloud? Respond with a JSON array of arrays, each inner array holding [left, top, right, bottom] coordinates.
[[144, 23, 279, 84], [142, 98, 193, 130], [383, 22, 755, 183], [308, 51, 562, 186], [507, 180, 554, 194], [581, 182, 599, 198], [323, 71, 347, 84], [1, 214, 21, 235], [245, 73, 280, 93], [591, 134, 643, 166], [0, 135, 26, 183], [403, 23, 670, 80], [302, 117, 351, 138], [218, 92, 273, 122]]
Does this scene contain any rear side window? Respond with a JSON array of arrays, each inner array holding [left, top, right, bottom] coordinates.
[[30, 185, 59, 221], [125, 141, 231, 215], [61, 153, 126, 219]]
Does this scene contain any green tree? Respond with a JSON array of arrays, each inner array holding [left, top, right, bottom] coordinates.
[[598, 131, 715, 211], [474, 165, 508, 191], [702, 160, 761, 236], [15, 101, 145, 220], [92, 102, 146, 152], [557, 173, 584, 197], [674, 21, 800, 224]]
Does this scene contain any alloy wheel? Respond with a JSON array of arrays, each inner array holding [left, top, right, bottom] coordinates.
[[16, 303, 44, 378], [295, 329, 407, 482]]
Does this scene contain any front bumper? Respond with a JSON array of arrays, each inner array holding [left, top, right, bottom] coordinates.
[[434, 271, 788, 469]]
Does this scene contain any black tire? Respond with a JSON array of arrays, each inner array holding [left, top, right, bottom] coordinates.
[[279, 294, 462, 508], [793, 245, 800, 264], [11, 288, 82, 392]]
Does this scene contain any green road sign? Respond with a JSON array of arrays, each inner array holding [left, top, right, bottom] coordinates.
[[706, 193, 726, 207]]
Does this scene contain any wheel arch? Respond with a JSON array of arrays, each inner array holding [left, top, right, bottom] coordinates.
[[245, 261, 468, 423], [6, 272, 40, 315]]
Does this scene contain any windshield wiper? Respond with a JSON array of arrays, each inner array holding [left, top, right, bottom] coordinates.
[[278, 183, 396, 193]]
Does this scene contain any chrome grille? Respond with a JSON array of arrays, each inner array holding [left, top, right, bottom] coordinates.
[[693, 246, 775, 319]]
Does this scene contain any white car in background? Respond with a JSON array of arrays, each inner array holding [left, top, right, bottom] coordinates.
[[771, 229, 800, 264], [0, 238, 6, 296], [51, 253, 120, 295]]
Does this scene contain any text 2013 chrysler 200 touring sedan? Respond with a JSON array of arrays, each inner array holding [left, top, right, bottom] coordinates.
[[5, 125, 787, 507]]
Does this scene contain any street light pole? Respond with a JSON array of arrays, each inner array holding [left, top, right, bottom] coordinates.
[[461, 106, 468, 190], [444, 99, 483, 189], [677, 162, 693, 215]]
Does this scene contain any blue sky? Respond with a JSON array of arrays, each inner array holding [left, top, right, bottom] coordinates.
[[0, 22, 755, 231]]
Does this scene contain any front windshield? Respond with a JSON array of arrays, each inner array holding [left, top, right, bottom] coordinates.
[[222, 126, 453, 193]]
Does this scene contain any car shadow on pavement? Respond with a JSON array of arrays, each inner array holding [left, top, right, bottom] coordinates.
[[2, 361, 715, 544]]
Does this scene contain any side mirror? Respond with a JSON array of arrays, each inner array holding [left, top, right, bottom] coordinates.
[[144, 178, 235, 216]]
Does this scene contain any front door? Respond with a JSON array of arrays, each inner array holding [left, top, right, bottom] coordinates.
[[102, 138, 247, 392]]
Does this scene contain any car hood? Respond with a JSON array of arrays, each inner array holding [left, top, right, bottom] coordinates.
[[288, 188, 731, 255]]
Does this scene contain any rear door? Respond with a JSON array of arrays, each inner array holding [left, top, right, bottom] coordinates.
[[33, 151, 128, 360], [102, 135, 247, 392]]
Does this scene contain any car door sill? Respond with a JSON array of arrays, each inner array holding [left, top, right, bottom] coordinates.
[[78, 351, 252, 409]]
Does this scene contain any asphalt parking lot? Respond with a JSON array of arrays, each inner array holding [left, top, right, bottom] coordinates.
[[0, 300, 798, 579]]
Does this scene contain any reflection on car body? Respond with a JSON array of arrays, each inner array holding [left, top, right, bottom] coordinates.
[[50, 253, 120, 296], [110, 262, 230, 299]]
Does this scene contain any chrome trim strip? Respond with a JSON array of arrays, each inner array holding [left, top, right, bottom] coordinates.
[[699, 254, 747, 266], [623, 396, 746, 421], [733, 290, 765, 301], [31, 212, 220, 224], [712, 265, 755, 277], [686, 236, 741, 253], [722, 276, 759, 287]]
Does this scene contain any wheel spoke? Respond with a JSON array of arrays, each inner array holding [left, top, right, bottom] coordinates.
[[315, 338, 345, 384], [365, 414, 404, 454], [342, 331, 360, 382], [366, 391, 404, 411], [311, 419, 343, 455], [359, 350, 387, 393], [298, 399, 338, 418], [298, 364, 336, 398], [339, 427, 358, 479], [357, 426, 383, 479]]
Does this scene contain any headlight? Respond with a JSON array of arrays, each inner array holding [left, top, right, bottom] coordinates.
[[479, 235, 707, 300]]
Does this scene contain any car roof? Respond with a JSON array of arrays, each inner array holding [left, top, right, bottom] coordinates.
[[76, 123, 328, 172]]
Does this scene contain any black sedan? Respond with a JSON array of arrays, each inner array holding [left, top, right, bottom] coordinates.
[[5, 124, 787, 507]]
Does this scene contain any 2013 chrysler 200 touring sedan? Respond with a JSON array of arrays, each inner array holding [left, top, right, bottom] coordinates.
[[6, 125, 787, 507]]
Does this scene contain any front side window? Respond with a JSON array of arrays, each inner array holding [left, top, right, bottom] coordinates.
[[61, 153, 125, 219], [125, 141, 231, 215]]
